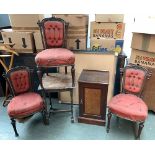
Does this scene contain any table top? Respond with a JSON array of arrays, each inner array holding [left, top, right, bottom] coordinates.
[[78, 69, 109, 84]]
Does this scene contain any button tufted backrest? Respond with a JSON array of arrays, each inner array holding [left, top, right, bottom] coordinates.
[[9, 69, 30, 94], [123, 68, 145, 93], [44, 21, 64, 47]]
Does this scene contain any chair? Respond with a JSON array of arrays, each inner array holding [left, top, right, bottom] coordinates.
[[107, 64, 151, 139], [0, 43, 19, 106], [35, 17, 75, 122], [4, 66, 49, 137]]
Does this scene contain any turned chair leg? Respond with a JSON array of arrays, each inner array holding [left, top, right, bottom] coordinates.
[[70, 89, 74, 123], [11, 118, 19, 137], [42, 109, 49, 125], [71, 65, 75, 87], [136, 122, 144, 140], [106, 111, 112, 133], [49, 93, 53, 110]]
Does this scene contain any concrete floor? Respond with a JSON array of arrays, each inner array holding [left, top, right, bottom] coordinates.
[[0, 97, 155, 140]]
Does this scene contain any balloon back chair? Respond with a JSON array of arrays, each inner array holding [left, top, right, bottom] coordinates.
[[107, 64, 151, 139], [35, 17, 75, 123], [0, 43, 19, 106], [4, 66, 49, 137]]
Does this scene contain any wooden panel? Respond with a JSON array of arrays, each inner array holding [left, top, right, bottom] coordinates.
[[84, 88, 101, 115], [79, 70, 109, 84], [60, 53, 116, 104]]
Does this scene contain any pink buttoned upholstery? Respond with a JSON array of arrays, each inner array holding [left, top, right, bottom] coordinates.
[[8, 92, 44, 118], [35, 48, 75, 66], [10, 70, 30, 94], [107, 65, 149, 138], [44, 21, 64, 47], [108, 94, 148, 121], [35, 19, 75, 67], [124, 69, 145, 93]]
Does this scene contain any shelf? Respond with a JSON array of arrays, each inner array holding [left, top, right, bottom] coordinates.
[[40, 73, 75, 91]]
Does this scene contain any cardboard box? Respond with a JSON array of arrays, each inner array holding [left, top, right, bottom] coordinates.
[[141, 66, 155, 112], [95, 14, 124, 22], [9, 14, 44, 30], [59, 53, 117, 104], [131, 32, 155, 53], [33, 31, 44, 52], [129, 49, 155, 68], [1, 31, 35, 53], [90, 38, 124, 53], [67, 34, 87, 50], [67, 27, 88, 35], [52, 14, 89, 27], [67, 25, 88, 50], [90, 22, 125, 39]]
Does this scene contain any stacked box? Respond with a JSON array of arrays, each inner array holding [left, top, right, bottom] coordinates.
[[1, 14, 45, 53], [9, 14, 44, 30], [129, 32, 155, 112], [52, 14, 88, 50], [95, 14, 124, 23], [1, 30, 35, 53], [33, 31, 44, 52], [90, 38, 124, 53], [90, 14, 125, 54]]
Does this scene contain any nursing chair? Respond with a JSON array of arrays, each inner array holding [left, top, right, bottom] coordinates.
[[4, 66, 49, 137], [107, 64, 151, 139], [35, 17, 75, 122], [0, 43, 19, 106]]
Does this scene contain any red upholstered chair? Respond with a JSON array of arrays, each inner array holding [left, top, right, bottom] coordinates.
[[35, 17, 75, 122], [4, 66, 49, 137], [107, 64, 151, 139]]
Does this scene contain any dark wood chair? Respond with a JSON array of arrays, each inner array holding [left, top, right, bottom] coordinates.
[[4, 66, 49, 137], [107, 64, 151, 139], [35, 17, 75, 122], [0, 43, 19, 106]]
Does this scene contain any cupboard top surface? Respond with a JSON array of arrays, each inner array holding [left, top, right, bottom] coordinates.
[[78, 69, 109, 84]]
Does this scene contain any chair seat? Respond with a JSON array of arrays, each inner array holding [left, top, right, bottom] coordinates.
[[7, 92, 44, 118], [35, 48, 75, 67], [108, 94, 148, 121]]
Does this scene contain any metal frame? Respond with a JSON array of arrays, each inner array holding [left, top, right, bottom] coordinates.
[[36, 17, 75, 123], [107, 64, 152, 139], [4, 66, 49, 137]]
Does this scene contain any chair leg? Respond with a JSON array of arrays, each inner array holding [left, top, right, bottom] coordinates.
[[71, 65, 75, 87], [42, 109, 49, 125], [136, 122, 144, 140], [49, 93, 53, 110], [106, 111, 112, 133], [11, 118, 19, 137], [70, 89, 74, 123]]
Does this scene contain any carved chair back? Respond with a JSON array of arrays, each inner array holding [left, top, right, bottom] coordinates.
[[38, 17, 68, 49], [121, 65, 150, 97], [5, 66, 32, 96]]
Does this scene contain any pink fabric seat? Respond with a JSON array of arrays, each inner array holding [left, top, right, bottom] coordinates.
[[8, 92, 44, 118], [35, 48, 75, 67], [108, 94, 148, 121]]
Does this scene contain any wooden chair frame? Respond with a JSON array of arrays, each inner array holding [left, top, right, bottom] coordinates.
[[4, 66, 49, 137], [107, 64, 152, 139], [0, 43, 19, 106], [36, 17, 75, 123]]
